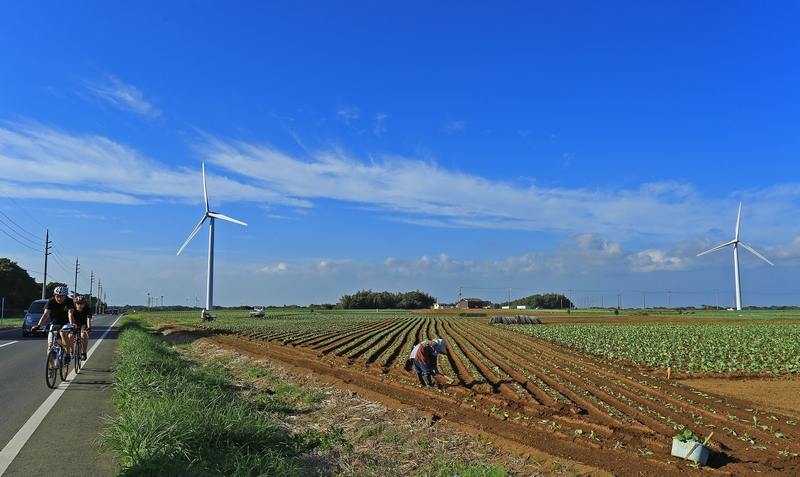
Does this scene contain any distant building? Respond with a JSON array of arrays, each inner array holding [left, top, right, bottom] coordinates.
[[458, 298, 485, 309], [516, 305, 527, 310]]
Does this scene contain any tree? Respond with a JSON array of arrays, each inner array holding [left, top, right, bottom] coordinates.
[[509, 293, 573, 310], [339, 289, 437, 310], [0, 258, 41, 317], [45, 281, 69, 298]]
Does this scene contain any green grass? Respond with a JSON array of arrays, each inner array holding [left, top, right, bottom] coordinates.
[[101, 316, 342, 476], [417, 459, 508, 477], [0, 318, 23, 330]]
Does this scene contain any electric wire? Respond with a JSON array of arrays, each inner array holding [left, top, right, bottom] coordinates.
[[0, 226, 41, 252]]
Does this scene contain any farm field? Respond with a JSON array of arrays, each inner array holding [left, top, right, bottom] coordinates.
[[157, 309, 800, 476]]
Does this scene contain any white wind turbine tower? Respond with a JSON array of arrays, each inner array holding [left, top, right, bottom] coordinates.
[[696, 202, 773, 310], [177, 163, 247, 311]]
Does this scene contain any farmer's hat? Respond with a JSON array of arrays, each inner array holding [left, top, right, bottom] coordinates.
[[434, 338, 448, 355]]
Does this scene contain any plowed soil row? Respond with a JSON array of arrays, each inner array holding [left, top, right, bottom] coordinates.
[[194, 317, 800, 476]]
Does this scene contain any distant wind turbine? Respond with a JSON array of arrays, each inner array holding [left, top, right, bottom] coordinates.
[[696, 202, 773, 310], [177, 163, 247, 310]]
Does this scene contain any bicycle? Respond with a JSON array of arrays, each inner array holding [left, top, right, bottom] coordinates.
[[40, 325, 70, 388], [72, 327, 84, 374]]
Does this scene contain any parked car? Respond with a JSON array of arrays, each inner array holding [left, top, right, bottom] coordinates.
[[22, 299, 50, 337]]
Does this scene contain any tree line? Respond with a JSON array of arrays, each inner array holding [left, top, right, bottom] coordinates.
[[339, 289, 437, 310], [0, 258, 102, 316], [509, 293, 573, 310]]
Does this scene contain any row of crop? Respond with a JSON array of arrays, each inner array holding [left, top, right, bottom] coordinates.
[[508, 323, 800, 374], [492, 322, 800, 457]]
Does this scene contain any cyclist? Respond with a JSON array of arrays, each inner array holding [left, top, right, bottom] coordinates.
[[31, 286, 76, 364], [73, 295, 92, 360]]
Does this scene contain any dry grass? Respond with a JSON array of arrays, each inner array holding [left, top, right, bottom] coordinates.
[[177, 338, 601, 477]]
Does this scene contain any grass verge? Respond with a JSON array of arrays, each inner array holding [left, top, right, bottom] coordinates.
[[101, 316, 340, 476]]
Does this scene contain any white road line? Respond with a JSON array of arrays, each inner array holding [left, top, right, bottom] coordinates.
[[0, 342, 18, 348], [0, 316, 121, 476]]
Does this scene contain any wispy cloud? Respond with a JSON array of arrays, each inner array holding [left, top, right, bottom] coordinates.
[[442, 121, 466, 134], [374, 113, 387, 136], [85, 75, 161, 118], [336, 107, 360, 125], [3, 122, 799, 249], [200, 137, 800, 243], [0, 122, 306, 207]]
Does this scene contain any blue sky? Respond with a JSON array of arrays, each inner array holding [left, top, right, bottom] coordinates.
[[2, 1, 799, 308]]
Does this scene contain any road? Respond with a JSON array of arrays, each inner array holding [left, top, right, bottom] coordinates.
[[0, 314, 121, 476]]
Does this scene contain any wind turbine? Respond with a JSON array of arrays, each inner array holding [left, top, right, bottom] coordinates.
[[696, 202, 773, 310], [177, 163, 247, 311]]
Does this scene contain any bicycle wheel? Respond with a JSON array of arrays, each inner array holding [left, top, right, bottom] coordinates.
[[73, 339, 83, 374], [46, 349, 59, 388], [59, 348, 69, 381]]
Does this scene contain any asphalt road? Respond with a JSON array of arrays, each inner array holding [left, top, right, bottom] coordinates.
[[0, 314, 122, 476]]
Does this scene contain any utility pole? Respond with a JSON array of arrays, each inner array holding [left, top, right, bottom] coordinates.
[[643, 292, 646, 310], [89, 271, 94, 308], [508, 288, 511, 308], [161, 295, 164, 308], [73, 257, 80, 299], [41, 230, 51, 299], [96, 281, 101, 314], [716, 289, 719, 310], [668, 291, 671, 309], [569, 289, 572, 310], [458, 286, 462, 303], [619, 290, 622, 310]]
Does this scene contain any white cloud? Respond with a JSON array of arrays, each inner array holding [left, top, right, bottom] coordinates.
[[85, 75, 161, 118], [0, 123, 308, 207], [3, 122, 800, 250], [260, 263, 288, 273], [336, 107, 360, 125], [374, 113, 387, 136], [442, 121, 466, 134]]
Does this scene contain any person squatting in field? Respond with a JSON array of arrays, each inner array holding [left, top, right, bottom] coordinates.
[[406, 338, 448, 386]]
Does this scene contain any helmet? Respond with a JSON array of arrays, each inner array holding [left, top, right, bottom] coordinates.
[[54, 286, 69, 296], [434, 338, 448, 355], [75, 296, 86, 304]]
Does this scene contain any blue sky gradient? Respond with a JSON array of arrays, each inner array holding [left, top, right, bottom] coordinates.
[[2, 2, 799, 308]]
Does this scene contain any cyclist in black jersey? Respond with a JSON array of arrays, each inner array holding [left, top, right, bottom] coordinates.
[[31, 286, 76, 360], [73, 295, 92, 360]]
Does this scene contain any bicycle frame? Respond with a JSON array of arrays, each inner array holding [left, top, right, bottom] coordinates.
[[46, 325, 70, 388]]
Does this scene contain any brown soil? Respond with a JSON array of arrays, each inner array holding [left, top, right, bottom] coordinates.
[[165, 318, 800, 476]]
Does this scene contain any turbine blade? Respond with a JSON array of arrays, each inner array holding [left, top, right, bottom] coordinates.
[[735, 202, 742, 241], [176, 215, 208, 255], [202, 163, 210, 213], [208, 212, 247, 226], [696, 240, 735, 257], [739, 242, 775, 266]]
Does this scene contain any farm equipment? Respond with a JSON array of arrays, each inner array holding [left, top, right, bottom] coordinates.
[[249, 307, 265, 317]]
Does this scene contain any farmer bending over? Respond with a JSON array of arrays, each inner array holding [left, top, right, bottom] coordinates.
[[407, 338, 448, 386]]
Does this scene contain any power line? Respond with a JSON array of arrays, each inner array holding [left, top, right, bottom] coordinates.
[[0, 217, 43, 248], [0, 210, 43, 240], [0, 226, 41, 252], [0, 186, 48, 230]]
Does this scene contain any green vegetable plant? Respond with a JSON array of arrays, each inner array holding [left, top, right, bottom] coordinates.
[[673, 429, 700, 443]]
